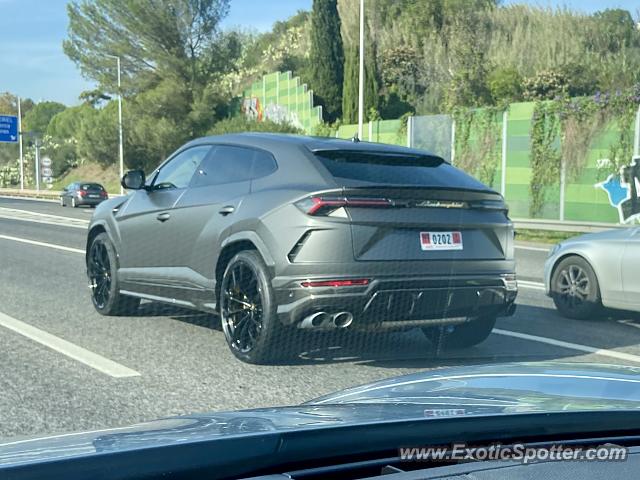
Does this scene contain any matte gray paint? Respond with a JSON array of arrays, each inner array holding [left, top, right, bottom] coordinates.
[[88, 133, 516, 326]]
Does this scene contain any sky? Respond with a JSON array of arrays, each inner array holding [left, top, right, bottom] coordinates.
[[0, 0, 637, 107]]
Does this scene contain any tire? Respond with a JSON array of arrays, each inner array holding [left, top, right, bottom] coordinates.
[[87, 232, 140, 316], [422, 315, 497, 349], [550, 255, 602, 320], [60, 197, 65, 207], [219, 250, 291, 364], [71, 197, 77, 208]]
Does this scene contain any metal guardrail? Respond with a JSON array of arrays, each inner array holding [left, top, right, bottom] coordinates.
[[0, 188, 122, 200], [0, 188, 62, 201], [513, 218, 626, 233], [0, 189, 629, 233]]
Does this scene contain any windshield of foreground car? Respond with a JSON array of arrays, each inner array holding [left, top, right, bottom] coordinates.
[[1, 0, 640, 448]]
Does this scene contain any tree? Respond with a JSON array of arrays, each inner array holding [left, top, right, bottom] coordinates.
[[64, 0, 232, 95], [591, 9, 637, 53], [22, 101, 66, 135], [207, 116, 302, 135], [64, 0, 238, 170], [488, 67, 523, 104], [76, 102, 117, 167], [309, 0, 344, 121], [46, 105, 97, 175]]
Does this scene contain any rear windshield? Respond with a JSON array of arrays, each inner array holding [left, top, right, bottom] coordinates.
[[80, 183, 104, 191], [314, 150, 489, 189]]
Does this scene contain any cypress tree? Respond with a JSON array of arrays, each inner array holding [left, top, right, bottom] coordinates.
[[342, 42, 380, 125], [309, 0, 344, 122]]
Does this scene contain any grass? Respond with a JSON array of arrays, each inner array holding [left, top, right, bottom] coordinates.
[[50, 162, 121, 194], [515, 228, 580, 244]]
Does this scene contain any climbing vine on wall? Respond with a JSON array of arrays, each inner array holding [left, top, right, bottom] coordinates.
[[528, 86, 640, 217], [452, 106, 503, 187], [529, 101, 561, 217]]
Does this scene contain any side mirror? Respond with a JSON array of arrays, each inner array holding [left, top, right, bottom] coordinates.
[[121, 170, 146, 190]]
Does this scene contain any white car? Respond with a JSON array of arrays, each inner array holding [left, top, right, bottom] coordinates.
[[544, 227, 640, 319]]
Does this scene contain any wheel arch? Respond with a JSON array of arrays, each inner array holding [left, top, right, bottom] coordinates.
[[215, 236, 272, 302], [86, 223, 120, 268]]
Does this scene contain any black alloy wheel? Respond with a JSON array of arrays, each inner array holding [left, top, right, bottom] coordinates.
[[87, 233, 140, 316], [219, 250, 289, 364]]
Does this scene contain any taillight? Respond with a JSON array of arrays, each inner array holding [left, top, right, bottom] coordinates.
[[469, 199, 508, 211], [296, 196, 392, 216], [78, 190, 87, 197], [101, 191, 108, 198], [301, 278, 370, 288]]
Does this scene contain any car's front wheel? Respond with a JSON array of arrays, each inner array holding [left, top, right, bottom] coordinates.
[[422, 315, 496, 350], [87, 232, 140, 316], [219, 250, 290, 364], [550, 255, 602, 320]]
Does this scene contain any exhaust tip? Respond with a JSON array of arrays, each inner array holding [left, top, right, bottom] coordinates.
[[299, 311, 332, 329], [312, 312, 331, 327], [333, 311, 354, 328]]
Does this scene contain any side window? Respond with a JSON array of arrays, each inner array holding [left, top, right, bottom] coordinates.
[[251, 150, 277, 178], [191, 145, 254, 187], [153, 146, 212, 190]]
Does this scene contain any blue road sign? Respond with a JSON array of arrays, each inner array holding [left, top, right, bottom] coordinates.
[[0, 115, 18, 143]]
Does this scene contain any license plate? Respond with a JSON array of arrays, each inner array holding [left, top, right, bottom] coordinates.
[[88, 194, 100, 198], [420, 231, 463, 250]]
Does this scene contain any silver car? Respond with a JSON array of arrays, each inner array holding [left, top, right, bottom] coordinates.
[[544, 227, 640, 319]]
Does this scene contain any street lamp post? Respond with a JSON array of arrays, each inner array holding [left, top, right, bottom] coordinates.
[[106, 54, 124, 195], [357, 0, 365, 140]]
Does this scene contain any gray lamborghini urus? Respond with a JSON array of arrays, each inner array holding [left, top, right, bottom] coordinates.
[[86, 133, 517, 363]]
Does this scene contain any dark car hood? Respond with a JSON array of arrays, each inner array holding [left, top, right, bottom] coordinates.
[[2, 362, 640, 466]]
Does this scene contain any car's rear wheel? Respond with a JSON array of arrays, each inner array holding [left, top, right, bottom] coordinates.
[[71, 197, 77, 208], [422, 315, 496, 349], [87, 232, 140, 316], [219, 250, 290, 364], [60, 197, 65, 207], [550, 256, 602, 320]]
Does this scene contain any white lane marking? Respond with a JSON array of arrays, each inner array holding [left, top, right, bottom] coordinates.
[[0, 207, 89, 222], [0, 207, 89, 229], [0, 234, 85, 254], [494, 328, 640, 364], [0, 311, 140, 378], [518, 280, 546, 291], [0, 194, 57, 204], [618, 319, 640, 330], [0, 213, 88, 230], [515, 245, 549, 252]]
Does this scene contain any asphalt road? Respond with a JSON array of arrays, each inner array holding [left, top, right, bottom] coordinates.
[[2, 196, 640, 440]]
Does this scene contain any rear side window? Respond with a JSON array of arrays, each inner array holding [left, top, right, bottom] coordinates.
[[251, 150, 278, 178], [191, 146, 276, 187], [314, 150, 486, 189]]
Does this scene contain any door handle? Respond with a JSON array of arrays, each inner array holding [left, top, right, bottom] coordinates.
[[156, 212, 171, 222], [219, 206, 235, 216]]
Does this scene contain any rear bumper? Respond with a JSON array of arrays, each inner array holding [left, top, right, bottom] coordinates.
[[275, 273, 518, 330], [74, 196, 106, 205]]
